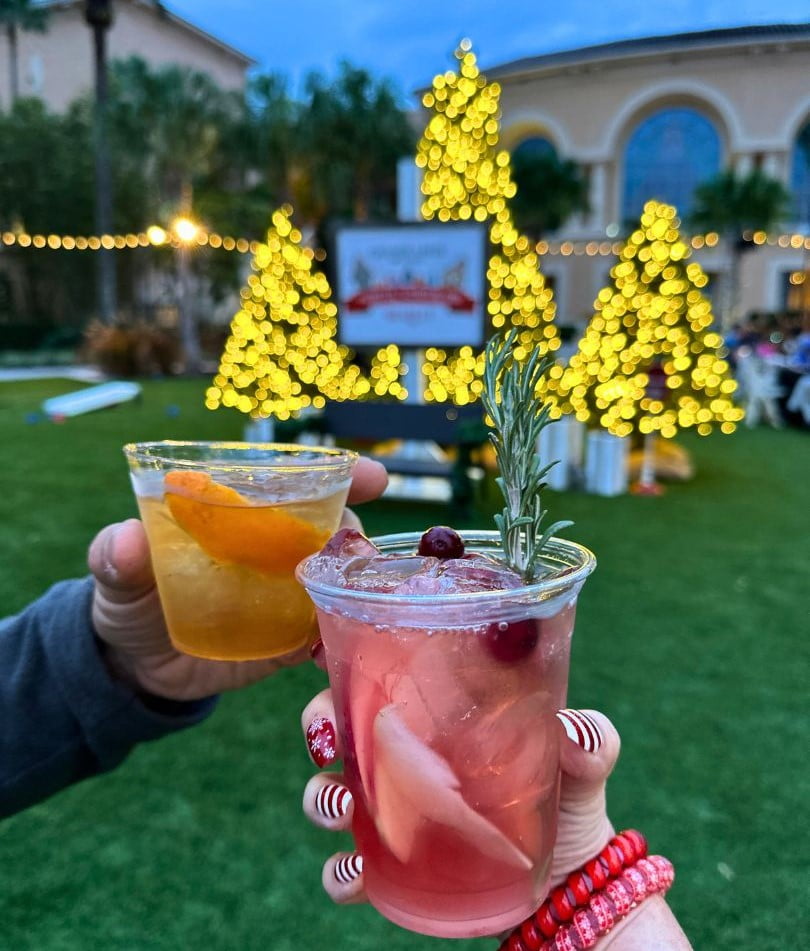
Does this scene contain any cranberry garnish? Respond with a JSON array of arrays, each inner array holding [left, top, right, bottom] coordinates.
[[485, 618, 538, 662], [417, 525, 465, 560]]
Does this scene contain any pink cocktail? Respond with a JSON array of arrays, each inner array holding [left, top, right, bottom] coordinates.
[[298, 529, 595, 938]]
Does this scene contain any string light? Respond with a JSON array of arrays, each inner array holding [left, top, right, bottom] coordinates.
[[547, 200, 744, 438], [3, 227, 809, 255], [172, 217, 200, 244], [0, 228, 259, 252]]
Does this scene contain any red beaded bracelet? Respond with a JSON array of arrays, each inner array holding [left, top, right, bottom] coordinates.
[[498, 830, 673, 951]]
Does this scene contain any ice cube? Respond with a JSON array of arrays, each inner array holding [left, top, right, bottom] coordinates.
[[372, 704, 533, 870], [450, 691, 555, 811], [436, 554, 523, 594], [343, 555, 441, 593], [303, 529, 381, 586], [389, 632, 474, 736], [321, 528, 379, 559], [313, 534, 523, 597], [393, 571, 445, 595]]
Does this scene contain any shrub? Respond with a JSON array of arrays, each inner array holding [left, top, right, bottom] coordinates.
[[82, 321, 180, 377]]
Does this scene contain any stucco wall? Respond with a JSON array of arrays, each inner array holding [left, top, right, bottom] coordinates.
[[492, 37, 810, 319], [0, 1, 249, 111]]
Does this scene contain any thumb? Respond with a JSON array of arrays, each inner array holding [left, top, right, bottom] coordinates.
[[88, 519, 155, 602], [551, 709, 621, 882], [557, 709, 620, 800], [89, 519, 169, 661]]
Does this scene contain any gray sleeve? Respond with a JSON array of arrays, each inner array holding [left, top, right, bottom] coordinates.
[[0, 577, 217, 818]]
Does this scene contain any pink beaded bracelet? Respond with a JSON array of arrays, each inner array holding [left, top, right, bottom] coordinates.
[[538, 855, 675, 950]]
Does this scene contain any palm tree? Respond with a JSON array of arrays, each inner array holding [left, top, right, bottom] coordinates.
[[0, 0, 48, 104], [108, 57, 234, 371], [109, 57, 231, 210], [239, 72, 299, 206], [508, 150, 590, 237], [690, 168, 791, 328], [298, 62, 415, 224]]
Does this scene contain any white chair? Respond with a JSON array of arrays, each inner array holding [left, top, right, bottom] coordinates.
[[735, 353, 783, 428], [786, 375, 810, 425]]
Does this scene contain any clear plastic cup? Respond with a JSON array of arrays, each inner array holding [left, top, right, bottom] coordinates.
[[297, 530, 595, 938], [124, 441, 356, 660]]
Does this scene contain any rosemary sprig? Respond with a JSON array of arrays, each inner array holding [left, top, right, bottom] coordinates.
[[481, 329, 572, 581]]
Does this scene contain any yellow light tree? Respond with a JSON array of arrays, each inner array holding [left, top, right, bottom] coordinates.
[[209, 42, 556, 419], [206, 206, 404, 421], [416, 41, 560, 405], [549, 200, 744, 438]]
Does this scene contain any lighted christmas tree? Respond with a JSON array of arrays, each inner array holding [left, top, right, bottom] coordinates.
[[416, 41, 559, 405], [206, 206, 404, 421], [549, 200, 743, 438]]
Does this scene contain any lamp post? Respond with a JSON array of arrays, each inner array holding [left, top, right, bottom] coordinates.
[[631, 363, 668, 497], [171, 216, 202, 373], [84, 0, 116, 323]]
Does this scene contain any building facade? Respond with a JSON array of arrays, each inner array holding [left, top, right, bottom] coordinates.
[[486, 24, 810, 326], [0, 0, 253, 112]]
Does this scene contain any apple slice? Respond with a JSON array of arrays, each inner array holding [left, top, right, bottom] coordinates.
[[343, 627, 396, 802], [372, 704, 533, 870]]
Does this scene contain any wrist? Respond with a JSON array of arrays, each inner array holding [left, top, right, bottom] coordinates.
[[95, 639, 183, 707], [98, 640, 213, 714], [599, 894, 692, 950]]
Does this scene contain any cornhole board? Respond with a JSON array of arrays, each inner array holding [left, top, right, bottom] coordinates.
[[42, 381, 142, 419]]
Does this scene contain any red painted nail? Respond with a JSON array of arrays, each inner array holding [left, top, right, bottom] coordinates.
[[306, 715, 337, 767], [309, 637, 327, 670]]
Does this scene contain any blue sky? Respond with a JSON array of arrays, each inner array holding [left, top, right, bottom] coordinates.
[[169, 0, 809, 101]]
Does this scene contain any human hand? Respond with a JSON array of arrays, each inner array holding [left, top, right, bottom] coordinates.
[[89, 457, 388, 702], [300, 691, 618, 907]]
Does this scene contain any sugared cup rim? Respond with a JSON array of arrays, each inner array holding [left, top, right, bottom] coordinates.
[[123, 440, 358, 473]]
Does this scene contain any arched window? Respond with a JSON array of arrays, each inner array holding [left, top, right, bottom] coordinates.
[[791, 121, 810, 225], [512, 135, 557, 162], [621, 107, 722, 224]]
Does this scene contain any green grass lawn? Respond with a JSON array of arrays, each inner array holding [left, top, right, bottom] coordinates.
[[0, 378, 807, 950]]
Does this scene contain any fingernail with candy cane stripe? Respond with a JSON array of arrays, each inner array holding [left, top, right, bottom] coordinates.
[[334, 853, 363, 885], [556, 709, 603, 753], [316, 783, 353, 820]]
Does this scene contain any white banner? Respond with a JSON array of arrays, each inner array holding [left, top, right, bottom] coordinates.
[[334, 223, 487, 347]]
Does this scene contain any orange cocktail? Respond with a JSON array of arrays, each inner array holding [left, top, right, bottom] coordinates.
[[124, 441, 356, 660]]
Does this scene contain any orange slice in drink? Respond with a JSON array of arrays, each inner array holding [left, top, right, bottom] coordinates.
[[164, 470, 329, 575]]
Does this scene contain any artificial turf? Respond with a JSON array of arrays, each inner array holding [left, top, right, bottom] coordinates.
[[0, 377, 807, 950]]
